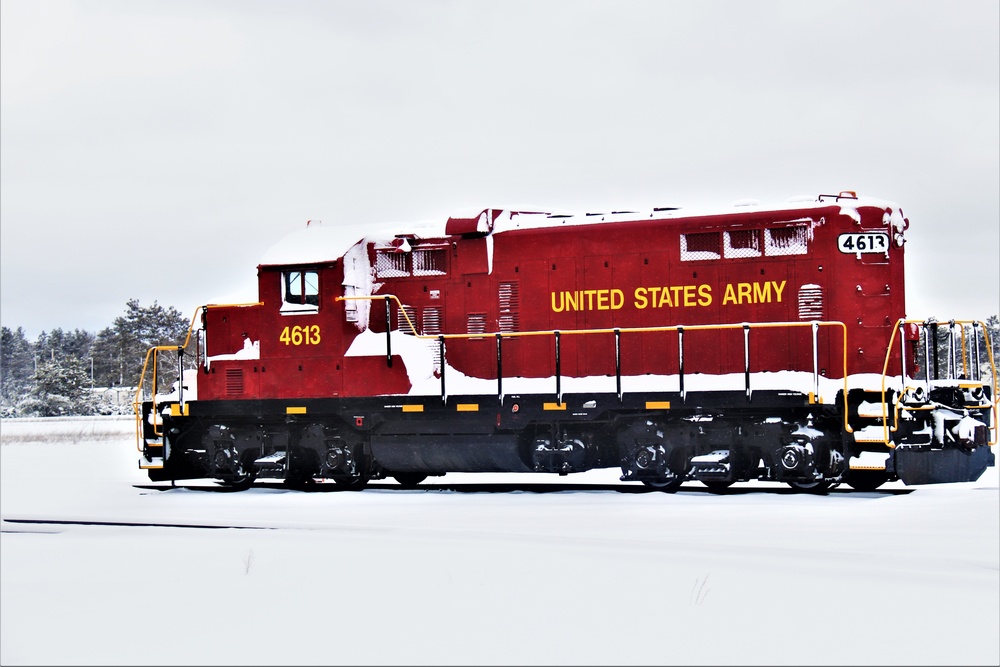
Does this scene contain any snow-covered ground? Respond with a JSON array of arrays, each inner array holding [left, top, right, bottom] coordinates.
[[1, 417, 997, 666]]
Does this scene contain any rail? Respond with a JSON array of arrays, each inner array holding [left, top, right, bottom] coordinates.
[[338, 294, 853, 433], [879, 319, 998, 447], [133, 302, 263, 452]]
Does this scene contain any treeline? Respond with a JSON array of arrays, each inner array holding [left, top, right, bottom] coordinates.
[[1, 299, 192, 418]]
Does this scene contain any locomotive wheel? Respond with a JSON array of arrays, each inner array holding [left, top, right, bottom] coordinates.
[[844, 470, 890, 492], [333, 475, 369, 491], [219, 471, 256, 491], [786, 479, 832, 493], [641, 476, 684, 492], [283, 476, 316, 490], [702, 480, 734, 492], [392, 473, 427, 488]]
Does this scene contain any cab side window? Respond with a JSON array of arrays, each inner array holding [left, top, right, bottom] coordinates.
[[281, 270, 319, 313]]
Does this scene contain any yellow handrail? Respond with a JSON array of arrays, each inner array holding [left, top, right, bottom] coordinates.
[[338, 294, 853, 432], [133, 301, 264, 453]]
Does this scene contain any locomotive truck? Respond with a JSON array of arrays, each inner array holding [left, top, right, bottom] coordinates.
[[135, 191, 997, 492]]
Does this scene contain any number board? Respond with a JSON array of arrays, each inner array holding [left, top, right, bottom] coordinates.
[[837, 233, 889, 254]]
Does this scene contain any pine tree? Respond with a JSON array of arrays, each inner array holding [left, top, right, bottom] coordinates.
[[0, 326, 36, 415], [19, 357, 96, 417]]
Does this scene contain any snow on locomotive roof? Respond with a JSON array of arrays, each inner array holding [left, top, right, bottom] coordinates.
[[258, 218, 448, 267], [257, 194, 905, 267]]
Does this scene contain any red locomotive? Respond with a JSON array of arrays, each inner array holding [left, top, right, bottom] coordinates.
[[136, 191, 996, 491]]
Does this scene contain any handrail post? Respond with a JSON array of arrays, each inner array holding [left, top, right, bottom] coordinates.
[[972, 321, 982, 382], [196, 328, 203, 375], [678, 326, 686, 403], [439, 335, 446, 404], [177, 347, 185, 410], [743, 324, 751, 402], [811, 321, 819, 400], [948, 319, 956, 379], [923, 320, 932, 391], [614, 328, 622, 402], [930, 320, 940, 381], [151, 348, 161, 436], [554, 330, 562, 405], [496, 333, 503, 405], [898, 319, 907, 385], [385, 296, 393, 368]]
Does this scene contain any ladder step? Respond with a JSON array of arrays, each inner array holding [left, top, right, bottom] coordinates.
[[853, 425, 889, 443], [849, 451, 889, 471], [140, 456, 164, 470]]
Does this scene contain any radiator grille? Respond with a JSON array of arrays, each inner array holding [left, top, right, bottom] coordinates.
[[467, 313, 487, 338], [798, 284, 824, 320], [225, 368, 244, 395], [498, 282, 520, 333]]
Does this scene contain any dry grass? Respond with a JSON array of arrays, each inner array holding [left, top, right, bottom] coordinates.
[[0, 417, 134, 445]]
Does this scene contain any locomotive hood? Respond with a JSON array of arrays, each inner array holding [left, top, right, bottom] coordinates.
[[258, 195, 908, 270]]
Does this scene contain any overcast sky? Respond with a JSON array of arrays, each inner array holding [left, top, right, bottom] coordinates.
[[2, 0, 997, 339]]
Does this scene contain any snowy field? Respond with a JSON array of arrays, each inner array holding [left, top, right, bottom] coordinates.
[[1, 416, 997, 666]]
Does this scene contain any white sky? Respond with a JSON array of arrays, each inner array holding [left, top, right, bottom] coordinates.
[[1, 0, 998, 339]]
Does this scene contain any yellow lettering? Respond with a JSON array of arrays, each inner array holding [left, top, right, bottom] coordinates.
[[671, 285, 683, 306], [584, 289, 597, 310], [683, 285, 696, 307], [723, 284, 737, 305], [634, 287, 648, 309], [738, 283, 752, 304], [753, 282, 771, 303], [772, 280, 786, 302], [698, 284, 712, 306], [648, 286, 662, 307], [658, 287, 672, 308], [565, 291, 579, 311], [551, 292, 565, 313], [611, 289, 624, 310], [597, 290, 610, 310]]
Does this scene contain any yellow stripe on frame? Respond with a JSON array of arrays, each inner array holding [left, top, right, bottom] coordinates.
[[543, 402, 567, 411], [402, 404, 424, 413], [169, 403, 190, 416], [286, 406, 307, 415], [456, 404, 479, 412], [645, 401, 671, 410]]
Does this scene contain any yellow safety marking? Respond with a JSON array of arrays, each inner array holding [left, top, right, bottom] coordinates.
[[645, 401, 671, 410], [169, 403, 190, 417], [139, 460, 164, 470], [849, 464, 887, 470], [402, 404, 424, 413], [286, 406, 307, 415], [543, 402, 567, 411], [456, 404, 479, 412]]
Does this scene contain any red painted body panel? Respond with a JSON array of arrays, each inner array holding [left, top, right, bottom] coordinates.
[[196, 196, 908, 401]]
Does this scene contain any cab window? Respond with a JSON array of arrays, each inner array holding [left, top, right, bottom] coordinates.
[[281, 270, 319, 313]]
